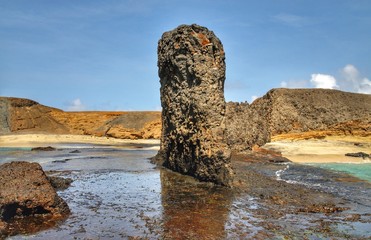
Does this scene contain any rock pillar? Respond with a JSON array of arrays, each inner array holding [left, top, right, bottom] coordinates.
[[157, 24, 233, 186]]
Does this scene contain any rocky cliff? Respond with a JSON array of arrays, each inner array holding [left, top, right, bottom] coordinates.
[[226, 88, 371, 151], [0, 97, 68, 134], [0, 97, 161, 139], [1, 88, 369, 150]]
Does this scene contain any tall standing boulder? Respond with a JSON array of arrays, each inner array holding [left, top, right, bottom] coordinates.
[[157, 24, 233, 186]]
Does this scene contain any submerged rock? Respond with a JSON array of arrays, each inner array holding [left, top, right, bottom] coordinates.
[[47, 176, 73, 191], [157, 24, 233, 186], [31, 146, 56, 151], [0, 161, 70, 237]]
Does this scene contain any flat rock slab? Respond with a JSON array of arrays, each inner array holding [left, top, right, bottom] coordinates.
[[0, 161, 69, 237]]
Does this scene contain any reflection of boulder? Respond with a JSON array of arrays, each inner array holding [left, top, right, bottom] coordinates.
[[0, 162, 70, 237], [157, 24, 233, 186], [160, 169, 232, 239]]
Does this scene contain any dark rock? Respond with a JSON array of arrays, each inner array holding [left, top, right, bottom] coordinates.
[[345, 152, 370, 159], [52, 159, 71, 163], [47, 176, 73, 191], [31, 146, 56, 151], [69, 150, 81, 153], [0, 161, 70, 237], [157, 24, 233, 186]]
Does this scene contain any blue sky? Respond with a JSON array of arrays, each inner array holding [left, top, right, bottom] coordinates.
[[1, 0, 370, 111]]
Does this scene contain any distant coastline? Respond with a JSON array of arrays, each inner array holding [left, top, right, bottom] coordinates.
[[0, 133, 160, 148]]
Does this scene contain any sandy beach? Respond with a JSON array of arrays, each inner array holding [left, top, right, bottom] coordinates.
[[262, 136, 371, 163], [0, 133, 160, 148], [1, 133, 370, 164]]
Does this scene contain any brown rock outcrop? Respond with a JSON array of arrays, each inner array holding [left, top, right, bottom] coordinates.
[[102, 112, 161, 139], [0, 97, 161, 139], [226, 88, 371, 151], [157, 24, 233, 186], [0, 161, 70, 237], [0, 97, 68, 134]]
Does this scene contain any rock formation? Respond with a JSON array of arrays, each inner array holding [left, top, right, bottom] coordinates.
[[0, 97, 68, 134], [226, 88, 371, 151], [0, 97, 161, 139], [157, 24, 233, 186], [0, 161, 70, 237]]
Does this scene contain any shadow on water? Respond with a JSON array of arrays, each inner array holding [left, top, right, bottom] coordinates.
[[160, 169, 233, 239]]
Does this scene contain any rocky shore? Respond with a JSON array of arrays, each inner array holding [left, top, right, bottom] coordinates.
[[1, 22, 370, 239], [0, 162, 70, 238], [1, 145, 369, 239]]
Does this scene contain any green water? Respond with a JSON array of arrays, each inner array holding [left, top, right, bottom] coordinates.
[[310, 163, 371, 182]]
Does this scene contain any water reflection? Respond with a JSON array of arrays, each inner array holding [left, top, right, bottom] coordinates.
[[160, 168, 233, 239]]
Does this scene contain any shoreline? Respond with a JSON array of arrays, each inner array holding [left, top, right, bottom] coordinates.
[[1, 133, 370, 163], [262, 135, 371, 163], [0, 133, 160, 148]]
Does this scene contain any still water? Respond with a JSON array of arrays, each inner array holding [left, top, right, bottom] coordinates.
[[1, 145, 370, 239]]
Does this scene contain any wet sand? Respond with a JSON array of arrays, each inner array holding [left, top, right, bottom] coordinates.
[[262, 136, 371, 163], [0, 134, 160, 148]]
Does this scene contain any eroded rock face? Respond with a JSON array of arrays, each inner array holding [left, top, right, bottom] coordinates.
[[157, 24, 233, 186], [0, 162, 70, 237], [226, 88, 371, 151]]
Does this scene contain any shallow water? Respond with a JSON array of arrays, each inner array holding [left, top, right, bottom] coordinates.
[[1, 145, 371, 239], [309, 162, 371, 182]]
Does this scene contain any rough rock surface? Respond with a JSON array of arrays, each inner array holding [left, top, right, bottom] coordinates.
[[0, 99, 10, 134], [0, 161, 70, 237], [226, 88, 371, 151], [0, 97, 161, 139], [0, 97, 68, 134], [102, 112, 161, 139], [157, 24, 233, 186]]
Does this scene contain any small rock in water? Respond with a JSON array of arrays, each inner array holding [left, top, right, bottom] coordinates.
[[47, 176, 73, 190], [345, 152, 370, 159], [69, 149, 81, 153], [31, 146, 56, 151]]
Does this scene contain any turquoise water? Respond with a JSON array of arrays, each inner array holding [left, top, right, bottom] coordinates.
[[309, 163, 371, 182]]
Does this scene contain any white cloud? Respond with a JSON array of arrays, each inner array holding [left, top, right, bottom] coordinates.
[[342, 64, 359, 81], [277, 64, 370, 94], [358, 78, 371, 94], [67, 98, 86, 111], [310, 73, 338, 89], [340, 64, 371, 94], [251, 95, 258, 102]]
